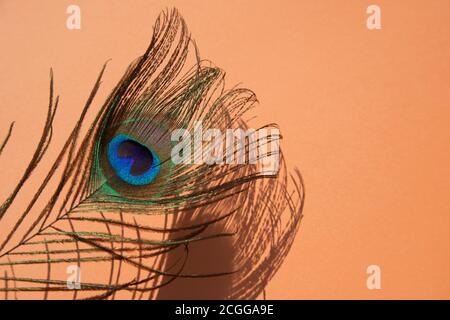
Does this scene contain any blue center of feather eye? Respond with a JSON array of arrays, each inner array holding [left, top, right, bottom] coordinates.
[[107, 134, 161, 186]]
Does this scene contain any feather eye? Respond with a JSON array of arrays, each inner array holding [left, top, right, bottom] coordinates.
[[0, 8, 304, 300], [106, 133, 161, 186]]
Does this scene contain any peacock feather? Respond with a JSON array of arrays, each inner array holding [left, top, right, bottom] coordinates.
[[0, 8, 304, 300]]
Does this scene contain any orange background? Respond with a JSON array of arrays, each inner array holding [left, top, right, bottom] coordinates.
[[0, 0, 449, 299]]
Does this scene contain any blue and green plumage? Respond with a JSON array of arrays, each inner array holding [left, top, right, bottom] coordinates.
[[106, 133, 161, 186]]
